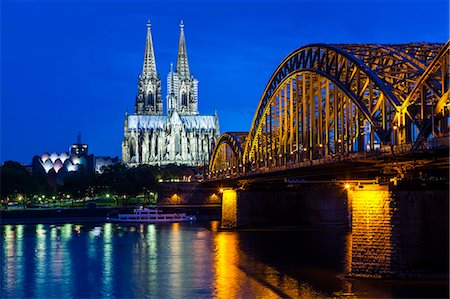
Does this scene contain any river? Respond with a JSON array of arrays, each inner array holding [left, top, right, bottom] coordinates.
[[1, 222, 448, 298]]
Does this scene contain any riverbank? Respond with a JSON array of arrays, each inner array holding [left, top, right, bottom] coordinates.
[[0, 204, 221, 224]]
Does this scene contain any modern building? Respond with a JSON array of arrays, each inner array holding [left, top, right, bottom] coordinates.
[[70, 131, 88, 156], [122, 20, 220, 167], [32, 135, 118, 185]]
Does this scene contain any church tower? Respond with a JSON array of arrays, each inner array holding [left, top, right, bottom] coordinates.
[[167, 20, 199, 115], [135, 20, 163, 115], [122, 20, 219, 167]]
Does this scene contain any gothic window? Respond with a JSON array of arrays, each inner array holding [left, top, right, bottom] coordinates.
[[146, 93, 154, 106], [138, 134, 144, 162], [155, 137, 158, 156], [187, 138, 190, 154], [148, 134, 152, 157], [175, 133, 181, 155], [181, 92, 187, 106], [129, 137, 136, 162], [201, 136, 204, 152]]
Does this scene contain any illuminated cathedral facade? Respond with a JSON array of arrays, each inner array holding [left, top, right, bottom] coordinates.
[[122, 21, 220, 166]]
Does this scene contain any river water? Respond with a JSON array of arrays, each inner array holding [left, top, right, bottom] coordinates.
[[1, 222, 448, 298]]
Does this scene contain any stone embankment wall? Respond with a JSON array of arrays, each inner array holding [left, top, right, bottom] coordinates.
[[158, 182, 221, 205]]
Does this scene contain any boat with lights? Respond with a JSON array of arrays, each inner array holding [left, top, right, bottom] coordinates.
[[107, 205, 196, 223]]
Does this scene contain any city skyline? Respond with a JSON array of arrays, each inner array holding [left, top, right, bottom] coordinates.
[[2, 0, 449, 164]]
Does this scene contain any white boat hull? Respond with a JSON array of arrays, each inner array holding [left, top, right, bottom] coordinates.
[[107, 207, 196, 223], [107, 216, 196, 223]]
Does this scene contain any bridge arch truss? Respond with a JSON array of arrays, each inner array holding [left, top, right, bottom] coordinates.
[[209, 42, 449, 176], [209, 132, 248, 178]]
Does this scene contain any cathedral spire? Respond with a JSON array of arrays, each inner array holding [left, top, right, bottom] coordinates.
[[142, 19, 157, 78], [176, 20, 190, 78]]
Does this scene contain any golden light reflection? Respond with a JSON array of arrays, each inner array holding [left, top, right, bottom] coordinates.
[[213, 232, 240, 299], [171, 222, 180, 231], [221, 189, 237, 228], [213, 232, 324, 298], [169, 222, 182, 298]]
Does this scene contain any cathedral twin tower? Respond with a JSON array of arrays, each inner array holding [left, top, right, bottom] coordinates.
[[122, 21, 220, 166]]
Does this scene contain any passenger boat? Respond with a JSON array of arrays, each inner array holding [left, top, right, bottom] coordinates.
[[107, 205, 196, 223]]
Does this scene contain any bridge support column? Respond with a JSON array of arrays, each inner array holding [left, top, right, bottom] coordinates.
[[347, 184, 400, 278], [221, 188, 238, 228], [347, 183, 449, 278]]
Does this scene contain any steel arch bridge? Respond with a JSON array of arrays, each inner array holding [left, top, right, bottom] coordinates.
[[209, 42, 449, 179], [209, 132, 248, 176]]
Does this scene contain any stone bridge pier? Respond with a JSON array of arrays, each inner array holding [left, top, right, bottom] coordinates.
[[348, 183, 448, 278]]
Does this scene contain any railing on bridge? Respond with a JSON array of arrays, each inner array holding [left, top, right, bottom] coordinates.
[[208, 42, 449, 181]]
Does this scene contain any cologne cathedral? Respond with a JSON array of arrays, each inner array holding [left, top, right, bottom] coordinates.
[[122, 21, 220, 166]]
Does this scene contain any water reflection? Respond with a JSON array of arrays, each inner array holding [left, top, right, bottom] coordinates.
[[35, 224, 48, 297], [213, 232, 239, 298], [168, 223, 182, 298], [0, 223, 447, 298], [146, 224, 157, 295], [213, 231, 325, 298], [192, 228, 213, 294], [3, 225, 23, 297], [102, 223, 113, 297]]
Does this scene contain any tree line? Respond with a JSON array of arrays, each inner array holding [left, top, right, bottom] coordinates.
[[1, 161, 200, 206]]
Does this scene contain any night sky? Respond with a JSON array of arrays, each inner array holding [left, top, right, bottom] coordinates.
[[2, 0, 448, 164]]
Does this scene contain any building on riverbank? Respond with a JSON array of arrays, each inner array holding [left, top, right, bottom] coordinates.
[[32, 134, 118, 185]]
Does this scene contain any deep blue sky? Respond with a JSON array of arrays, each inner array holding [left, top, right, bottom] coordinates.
[[2, 0, 448, 164]]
